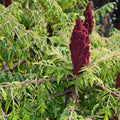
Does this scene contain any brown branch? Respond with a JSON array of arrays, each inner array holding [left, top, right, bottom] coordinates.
[[0, 114, 11, 118], [0, 77, 74, 88], [0, 76, 120, 99], [73, 86, 77, 103], [85, 112, 101, 120], [109, 39, 120, 50], [1, 108, 11, 119], [94, 81, 120, 98], [88, 88, 102, 92], [1, 108, 5, 120], [3, 15, 36, 40], [1, 60, 26, 73], [47, 87, 74, 100], [65, 85, 75, 107], [67, 86, 77, 120], [69, 107, 74, 120]]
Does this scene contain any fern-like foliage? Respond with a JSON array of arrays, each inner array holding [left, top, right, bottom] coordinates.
[[0, 0, 120, 120]]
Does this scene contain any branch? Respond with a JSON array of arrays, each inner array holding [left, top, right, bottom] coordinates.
[[69, 107, 74, 120], [47, 87, 74, 100], [1, 108, 11, 119], [85, 112, 101, 120], [88, 88, 102, 92], [68, 86, 77, 120], [94, 81, 120, 98], [73, 86, 77, 103], [0, 113, 11, 118], [1, 60, 26, 73], [109, 39, 120, 50], [2, 15, 36, 40], [0, 77, 74, 88], [0, 76, 120, 98]]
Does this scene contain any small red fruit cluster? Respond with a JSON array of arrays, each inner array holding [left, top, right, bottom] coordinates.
[[115, 73, 120, 89], [84, 4, 94, 34], [69, 18, 90, 75], [4, 0, 12, 7]]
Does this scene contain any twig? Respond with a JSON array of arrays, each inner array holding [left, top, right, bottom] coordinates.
[[73, 91, 77, 103], [68, 86, 77, 120], [94, 81, 120, 98], [0, 113, 11, 119], [69, 107, 74, 120], [0, 77, 74, 88], [88, 88, 102, 92], [2, 15, 36, 40], [1, 109, 5, 120], [47, 87, 74, 100], [109, 39, 120, 50], [1, 108, 11, 118], [1, 60, 26, 73], [0, 77, 120, 99], [85, 112, 101, 120]]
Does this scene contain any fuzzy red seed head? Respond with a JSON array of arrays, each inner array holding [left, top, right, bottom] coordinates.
[[70, 18, 90, 75], [84, 4, 94, 34]]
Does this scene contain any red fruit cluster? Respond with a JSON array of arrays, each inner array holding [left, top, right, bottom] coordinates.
[[115, 73, 120, 89], [117, 23, 120, 30], [69, 18, 90, 75], [4, 0, 12, 7], [84, 4, 94, 34]]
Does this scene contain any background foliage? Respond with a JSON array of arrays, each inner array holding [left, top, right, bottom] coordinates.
[[0, 0, 120, 119]]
